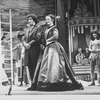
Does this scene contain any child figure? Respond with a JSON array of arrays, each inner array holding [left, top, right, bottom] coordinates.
[[0, 46, 9, 87], [13, 31, 30, 86], [82, 48, 90, 65], [75, 48, 85, 65]]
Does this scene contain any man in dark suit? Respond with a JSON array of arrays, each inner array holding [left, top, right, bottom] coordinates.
[[24, 14, 43, 90]]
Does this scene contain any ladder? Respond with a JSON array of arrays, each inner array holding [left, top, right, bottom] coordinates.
[[0, 9, 13, 95]]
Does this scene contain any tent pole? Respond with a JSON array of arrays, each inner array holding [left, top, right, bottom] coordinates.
[[8, 9, 13, 95]]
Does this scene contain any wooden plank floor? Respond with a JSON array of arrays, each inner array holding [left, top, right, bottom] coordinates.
[[0, 80, 100, 95]]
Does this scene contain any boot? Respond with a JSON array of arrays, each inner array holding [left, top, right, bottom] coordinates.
[[72, 82, 84, 90], [97, 78, 100, 86], [89, 77, 95, 86], [88, 79, 95, 86], [88, 82, 95, 86], [27, 83, 37, 91]]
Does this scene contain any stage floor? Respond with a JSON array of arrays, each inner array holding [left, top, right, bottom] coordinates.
[[1, 80, 100, 95]]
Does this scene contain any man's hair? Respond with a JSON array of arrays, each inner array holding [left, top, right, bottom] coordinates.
[[27, 14, 38, 24]]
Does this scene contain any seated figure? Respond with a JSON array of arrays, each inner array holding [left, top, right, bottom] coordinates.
[[75, 48, 85, 65], [82, 48, 90, 65]]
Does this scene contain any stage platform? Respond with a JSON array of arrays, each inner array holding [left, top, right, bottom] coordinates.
[[73, 64, 97, 81], [0, 80, 100, 95]]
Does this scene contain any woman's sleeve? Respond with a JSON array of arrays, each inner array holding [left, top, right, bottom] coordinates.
[[46, 28, 59, 43], [53, 28, 59, 39]]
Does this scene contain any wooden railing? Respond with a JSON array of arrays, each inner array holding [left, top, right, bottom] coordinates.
[[73, 65, 97, 81], [68, 17, 100, 65], [68, 17, 100, 28]]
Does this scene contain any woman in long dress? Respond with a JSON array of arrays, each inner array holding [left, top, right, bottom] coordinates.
[[32, 14, 84, 91]]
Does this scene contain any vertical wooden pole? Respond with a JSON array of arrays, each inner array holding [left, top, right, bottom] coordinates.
[[93, 0, 97, 16], [97, 0, 100, 16], [55, 0, 57, 26], [7, 9, 13, 95], [68, 28, 71, 64], [9, 9, 13, 85]]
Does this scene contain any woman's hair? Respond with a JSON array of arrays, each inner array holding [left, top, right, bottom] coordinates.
[[45, 14, 60, 24], [17, 33, 25, 39], [26, 14, 38, 24], [90, 29, 100, 40], [45, 14, 55, 25], [46, 14, 55, 20]]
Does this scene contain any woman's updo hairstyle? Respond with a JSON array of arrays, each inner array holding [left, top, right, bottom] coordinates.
[[46, 14, 55, 22], [46, 14, 60, 21]]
